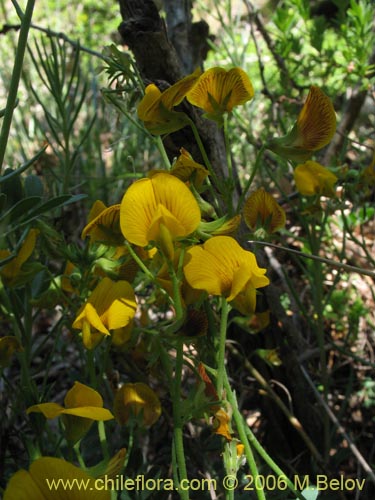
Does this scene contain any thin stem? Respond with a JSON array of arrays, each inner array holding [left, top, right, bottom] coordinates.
[[223, 372, 266, 500], [155, 137, 172, 170], [0, 0, 36, 173], [237, 144, 266, 211], [97, 420, 109, 462], [216, 298, 229, 397], [223, 114, 234, 216], [188, 118, 219, 186], [309, 224, 330, 461], [248, 240, 375, 279], [224, 372, 306, 500], [172, 338, 189, 499]]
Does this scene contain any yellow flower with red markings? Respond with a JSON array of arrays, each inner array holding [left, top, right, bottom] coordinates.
[[186, 67, 254, 123], [243, 188, 286, 234], [120, 173, 201, 252], [184, 236, 269, 314], [0, 229, 38, 287], [137, 69, 201, 134], [170, 148, 209, 188], [268, 86, 336, 161], [81, 201, 122, 245]]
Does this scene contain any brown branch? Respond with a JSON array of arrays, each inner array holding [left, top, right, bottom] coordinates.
[[117, 0, 228, 196], [323, 48, 375, 164], [243, 0, 303, 92]]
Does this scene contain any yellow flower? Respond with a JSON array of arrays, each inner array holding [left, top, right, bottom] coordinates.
[[268, 86, 336, 161], [27, 381, 114, 444], [0, 229, 38, 287], [114, 382, 161, 427], [81, 201, 122, 245], [212, 408, 232, 441], [72, 277, 137, 349], [170, 148, 209, 188], [120, 173, 201, 250], [4, 457, 110, 499], [186, 67, 254, 123], [294, 161, 338, 197], [243, 188, 286, 234], [184, 236, 269, 314], [137, 69, 201, 134]]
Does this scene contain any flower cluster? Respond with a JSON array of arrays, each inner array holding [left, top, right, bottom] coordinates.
[[2, 61, 339, 499]]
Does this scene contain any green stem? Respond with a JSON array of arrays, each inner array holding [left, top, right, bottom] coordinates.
[[155, 136, 172, 170], [97, 420, 109, 461], [237, 144, 266, 212], [223, 114, 234, 216], [122, 425, 134, 471], [0, 0, 35, 173], [124, 241, 154, 280], [248, 240, 375, 279], [223, 372, 266, 500], [216, 298, 229, 397], [73, 442, 86, 469], [309, 225, 330, 461], [173, 338, 189, 499]]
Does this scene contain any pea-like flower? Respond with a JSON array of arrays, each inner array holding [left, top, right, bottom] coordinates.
[[183, 236, 269, 314], [81, 200, 122, 245], [3, 457, 110, 499], [294, 161, 338, 197], [243, 188, 286, 234], [268, 86, 336, 162], [114, 382, 161, 427], [27, 381, 114, 444], [0, 229, 38, 287], [186, 67, 254, 123], [137, 68, 201, 134], [72, 277, 137, 349], [120, 173, 201, 252]]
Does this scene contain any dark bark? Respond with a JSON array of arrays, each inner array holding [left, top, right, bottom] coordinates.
[[117, 0, 228, 189]]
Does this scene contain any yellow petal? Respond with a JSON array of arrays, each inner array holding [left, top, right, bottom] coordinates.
[[171, 148, 209, 188], [296, 86, 336, 150], [137, 83, 162, 122], [212, 408, 232, 440], [114, 382, 161, 427], [3, 457, 110, 499], [81, 204, 121, 243], [64, 381, 104, 409], [0, 229, 38, 281], [294, 161, 337, 196], [72, 303, 110, 335], [4, 469, 45, 500], [160, 67, 201, 109], [120, 173, 201, 247], [95, 279, 137, 330], [186, 67, 254, 114], [243, 188, 286, 233], [184, 236, 269, 305], [184, 244, 231, 296], [62, 407, 114, 421], [26, 402, 64, 419]]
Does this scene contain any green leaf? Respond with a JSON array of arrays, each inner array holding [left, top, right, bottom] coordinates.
[[0, 196, 42, 225], [0, 147, 47, 185], [24, 175, 44, 198]]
